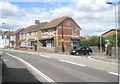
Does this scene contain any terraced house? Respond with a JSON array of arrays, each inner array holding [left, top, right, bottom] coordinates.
[[10, 28, 24, 48], [39, 16, 81, 52], [18, 20, 48, 49], [0, 30, 4, 48], [12, 16, 81, 52], [0, 30, 12, 49]]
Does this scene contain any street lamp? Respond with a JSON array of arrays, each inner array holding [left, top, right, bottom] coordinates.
[[2, 23, 5, 54], [62, 21, 65, 52], [106, 2, 118, 59], [100, 28, 102, 52]]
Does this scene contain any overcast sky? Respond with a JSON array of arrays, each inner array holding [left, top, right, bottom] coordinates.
[[0, 0, 120, 36]]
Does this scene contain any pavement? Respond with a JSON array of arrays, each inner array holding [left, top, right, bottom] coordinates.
[[91, 52, 118, 63]]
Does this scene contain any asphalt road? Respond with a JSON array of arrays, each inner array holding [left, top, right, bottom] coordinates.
[[2, 53, 39, 83], [3, 50, 118, 83]]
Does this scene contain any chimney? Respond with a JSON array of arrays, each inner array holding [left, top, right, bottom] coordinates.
[[35, 20, 40, 25]]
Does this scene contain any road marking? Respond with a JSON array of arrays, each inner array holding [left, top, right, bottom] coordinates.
[[6, 53, 54, 82], [3, 59, 8, 62], [40, 55, 51, 58], [90, 57, 118, 65], [60, 60, 86, 67], [108, 72, 119, 76]]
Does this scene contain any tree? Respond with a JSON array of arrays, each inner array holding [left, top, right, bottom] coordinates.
[[80, 39, 89, 46], [106, 32, 120, 47], [80, 36, 106, 47], [88, 36, 99, 46]]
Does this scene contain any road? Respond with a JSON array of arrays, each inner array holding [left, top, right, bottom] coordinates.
[[2, 53, 40, 83], [1, 50, 119, 84]]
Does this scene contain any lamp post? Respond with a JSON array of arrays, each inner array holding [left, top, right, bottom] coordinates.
[[62, 21, 65, 52], [2, 23, 5, 54], [9, 28, 10, 49], [106, 2, 118, 59], [100, 35, 102, 52], [100, 28, 102, 52]]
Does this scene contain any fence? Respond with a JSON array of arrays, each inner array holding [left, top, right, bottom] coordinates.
[[112, 47, 120, 59]]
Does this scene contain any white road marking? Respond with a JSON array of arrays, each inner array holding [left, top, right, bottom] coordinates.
[[6, 53, 54, 82], [60, 60, 86, 67], [108, 72, 119, 76], [40, 55, 51, 58], [90, 57, 118, 65], [3, 59, 8, 62]]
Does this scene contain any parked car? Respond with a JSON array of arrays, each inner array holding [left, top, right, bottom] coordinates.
[[70, 46, 92, 55]]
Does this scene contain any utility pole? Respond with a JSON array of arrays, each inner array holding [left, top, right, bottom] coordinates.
[[62, 21, 65, 52], [100, 28, 102, 52], [2, 23, 5, 54], [106, 2, 118, 59], [9, 28, 10, 49]]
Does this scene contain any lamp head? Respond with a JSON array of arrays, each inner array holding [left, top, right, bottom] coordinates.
[[106, 2, 113, 4]]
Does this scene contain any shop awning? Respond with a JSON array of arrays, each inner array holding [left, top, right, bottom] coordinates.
[[71, 37, 80, 39], [27, 39, 34, 42], [39, 37, 54, 40], [9, 40, 15, 42]]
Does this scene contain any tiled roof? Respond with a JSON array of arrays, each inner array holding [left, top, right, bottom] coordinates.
[[42, 16, 72, 29], [19, 22, 48, 34], [4, 31, 13, 35], [102, 29, 120, 36], [11, 28, 24, 35], [0, 30, 3, 35], [27, 22, 48, 32]]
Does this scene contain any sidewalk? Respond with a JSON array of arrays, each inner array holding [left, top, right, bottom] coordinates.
[[91, 52, 118, 63]]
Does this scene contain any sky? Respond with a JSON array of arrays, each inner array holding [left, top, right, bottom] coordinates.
[[0, 0, 120, 36]]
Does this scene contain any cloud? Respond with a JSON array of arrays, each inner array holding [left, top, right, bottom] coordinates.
[[50, 7, 73, 18], [0, 1, 117, 36]]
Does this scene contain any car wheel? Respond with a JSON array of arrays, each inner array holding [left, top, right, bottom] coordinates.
[[76, 52, 79, 55]]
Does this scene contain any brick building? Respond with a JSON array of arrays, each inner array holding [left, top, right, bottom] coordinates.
[[102, 29, 120, 38], [10, 28, 24, 48], [39, 16, 81, 52], [18, 20, 47, 48]]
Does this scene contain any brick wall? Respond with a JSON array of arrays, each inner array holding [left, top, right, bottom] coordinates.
[[56, 18, 80, 47]]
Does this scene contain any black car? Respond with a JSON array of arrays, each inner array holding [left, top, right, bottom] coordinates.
[[70, 46, 92, 55]]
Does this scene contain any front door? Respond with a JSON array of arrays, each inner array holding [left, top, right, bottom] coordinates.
[[46, 43, 52, 47]]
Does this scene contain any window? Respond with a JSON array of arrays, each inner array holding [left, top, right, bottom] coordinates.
[[48, 29, 53, 36], [72, 29, 77, 36], [2, 35, 4, 39], [34, 32, 37, 35], [29, 32, 31, 35]]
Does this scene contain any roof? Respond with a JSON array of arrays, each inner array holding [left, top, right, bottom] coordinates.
[[4, 31, 13, 36], [11, 28, 24, 35], [0, 30, 3, 35], [28, 22, 48, 32], [102, 29, 120, 36], [42, 16, 79, 29], [19, 22, 48, 34]]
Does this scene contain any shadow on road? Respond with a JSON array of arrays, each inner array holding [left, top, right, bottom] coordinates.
[[2, 63, 41, 83]]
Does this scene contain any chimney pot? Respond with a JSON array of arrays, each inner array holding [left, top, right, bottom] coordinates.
[[35, 20, 40, 25]]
